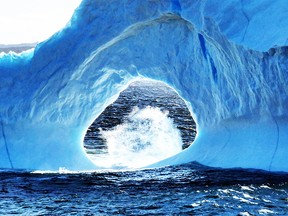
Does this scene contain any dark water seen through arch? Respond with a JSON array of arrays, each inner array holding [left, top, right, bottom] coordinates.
[[84, 80, 197, 156]]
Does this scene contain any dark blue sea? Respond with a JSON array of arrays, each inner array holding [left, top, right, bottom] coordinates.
[[1, 164, 288, 215], [1, 81, 288, 215]]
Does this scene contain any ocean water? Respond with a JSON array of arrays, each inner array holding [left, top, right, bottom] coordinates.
[[1, 81, 288, 215], [1, 164, 288, 215]]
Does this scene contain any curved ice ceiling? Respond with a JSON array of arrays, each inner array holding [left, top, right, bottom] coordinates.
[[0, 0, 288, 171]]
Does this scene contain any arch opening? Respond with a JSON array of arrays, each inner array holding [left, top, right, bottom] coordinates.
[[83, 79, 197, 169]]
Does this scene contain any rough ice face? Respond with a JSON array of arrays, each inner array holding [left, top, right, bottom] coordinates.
[[0, 0, 287, 171]]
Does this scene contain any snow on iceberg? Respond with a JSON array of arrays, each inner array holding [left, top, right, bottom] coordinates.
[[0, 0, 288, 171]]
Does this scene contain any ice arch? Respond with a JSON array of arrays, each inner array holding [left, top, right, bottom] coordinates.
[[0, 0, 288, 171]]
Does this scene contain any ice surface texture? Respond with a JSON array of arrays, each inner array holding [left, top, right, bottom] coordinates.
[[0, 0, 288, 171]]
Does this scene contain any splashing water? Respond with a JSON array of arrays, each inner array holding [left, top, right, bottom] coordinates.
[[90, 106, 183, 169]]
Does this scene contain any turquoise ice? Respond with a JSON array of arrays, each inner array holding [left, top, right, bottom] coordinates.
[[0, 0, 288, 171]]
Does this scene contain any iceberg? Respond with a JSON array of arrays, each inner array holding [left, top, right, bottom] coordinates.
[[0, 0, 288, 171]]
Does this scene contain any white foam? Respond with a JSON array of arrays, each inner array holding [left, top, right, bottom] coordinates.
[[89, 106, 183, 169]]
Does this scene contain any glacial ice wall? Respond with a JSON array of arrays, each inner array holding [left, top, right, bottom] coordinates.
[[0, 0, 288, 171]]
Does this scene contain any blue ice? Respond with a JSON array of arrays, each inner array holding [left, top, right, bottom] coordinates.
[[0, 0, 288, 172]]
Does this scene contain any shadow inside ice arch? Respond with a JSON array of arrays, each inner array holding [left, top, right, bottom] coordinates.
[[83, 80, 197, 169]]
